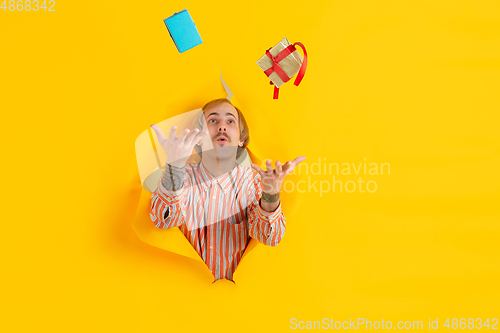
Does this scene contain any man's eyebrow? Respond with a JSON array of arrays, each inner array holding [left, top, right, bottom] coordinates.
[[207, 112, 237, 119]]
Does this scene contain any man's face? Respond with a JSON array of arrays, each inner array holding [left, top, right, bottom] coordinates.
[[201, 103, 244, 158]]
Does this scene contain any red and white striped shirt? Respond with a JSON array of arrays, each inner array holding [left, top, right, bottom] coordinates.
[[150, 161, 286, 282]]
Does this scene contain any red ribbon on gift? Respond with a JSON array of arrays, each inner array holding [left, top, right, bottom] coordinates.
[[263, 42, 308, 99]]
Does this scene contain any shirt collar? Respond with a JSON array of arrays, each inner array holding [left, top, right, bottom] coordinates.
[[199, 161, 239, 194]]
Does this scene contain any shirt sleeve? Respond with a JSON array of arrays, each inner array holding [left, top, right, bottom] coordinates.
[[150, 169, 190, 229], [246, 172, 286, 246]]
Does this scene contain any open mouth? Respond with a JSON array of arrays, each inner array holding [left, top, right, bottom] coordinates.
[[216, 136, 228, 143]]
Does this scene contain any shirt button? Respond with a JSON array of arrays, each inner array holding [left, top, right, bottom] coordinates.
[[210, 246, 213, 250], [213, 196, 216, 199]]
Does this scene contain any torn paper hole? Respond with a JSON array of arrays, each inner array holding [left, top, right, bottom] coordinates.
[[131, 76, 298, 282]]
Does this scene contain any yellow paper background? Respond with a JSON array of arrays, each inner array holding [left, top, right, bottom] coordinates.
[[1, 0, 499, 331]]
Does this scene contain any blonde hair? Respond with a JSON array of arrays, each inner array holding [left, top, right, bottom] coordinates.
[[193, 98, 250, 159]]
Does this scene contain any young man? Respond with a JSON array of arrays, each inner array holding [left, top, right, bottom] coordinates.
[[150, 98, 305, 282]]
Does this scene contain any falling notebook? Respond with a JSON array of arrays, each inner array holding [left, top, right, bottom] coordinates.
[[163, 9, 203, 53]]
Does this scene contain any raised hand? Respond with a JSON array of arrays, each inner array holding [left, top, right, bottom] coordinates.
[[251, 156, 306, 195], [150, 125, 209, 168]]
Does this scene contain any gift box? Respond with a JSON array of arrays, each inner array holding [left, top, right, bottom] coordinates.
[[256, 38, 308, 99], [164, 9, 203, 53]]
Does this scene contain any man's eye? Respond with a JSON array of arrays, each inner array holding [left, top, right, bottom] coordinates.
[[228, 120, 235, 124], [209, 119, 216, 123]]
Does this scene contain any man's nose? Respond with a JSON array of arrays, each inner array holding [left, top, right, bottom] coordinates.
[[218, 125, 227, 132]]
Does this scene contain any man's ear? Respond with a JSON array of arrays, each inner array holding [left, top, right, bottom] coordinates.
[[238, 140, 244, 147]]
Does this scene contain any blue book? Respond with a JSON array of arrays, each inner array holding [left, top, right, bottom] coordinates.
[[164, 9, 203, 53]]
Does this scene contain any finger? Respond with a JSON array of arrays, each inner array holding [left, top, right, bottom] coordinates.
[[285, 156, 306, 173], [150, 124, 167, 143], [178, 128, 191, 142], [266, 160, 273, 173], [167, 126, 177, 141], [193, 130, 209, 145], [285, 166, 295, 175], [291, 156, 306, 166], [185, 128, 200, 143], [251, 163, 265, 175], [281, 161, 292, 174], [276, 160, 282, 174]]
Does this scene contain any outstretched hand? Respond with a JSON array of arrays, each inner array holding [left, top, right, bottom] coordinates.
[[251, 156, 306, 195], [150, 124, 209, 167]]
